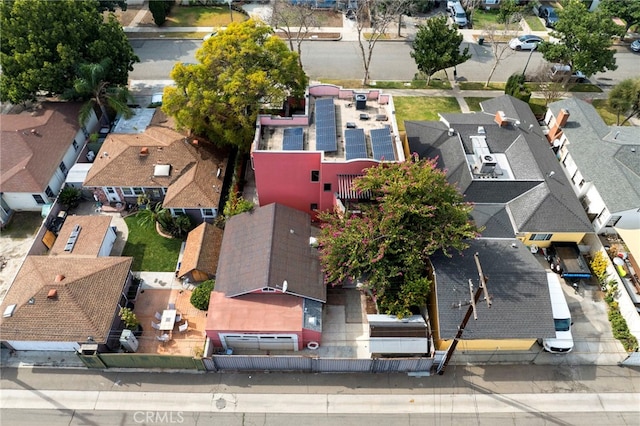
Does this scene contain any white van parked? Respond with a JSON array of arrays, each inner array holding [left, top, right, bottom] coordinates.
[[543, 272, 574, 353], [448, 2, 468, 28]]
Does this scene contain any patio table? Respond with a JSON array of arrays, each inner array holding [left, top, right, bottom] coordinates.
[[160, 309, 177, 331]]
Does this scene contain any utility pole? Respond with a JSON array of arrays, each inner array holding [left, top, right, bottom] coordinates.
[[436, 252, 491, 375], [521, 45, 537, 78]]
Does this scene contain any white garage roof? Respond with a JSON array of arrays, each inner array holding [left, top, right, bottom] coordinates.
[[66, 163, 93, 185]]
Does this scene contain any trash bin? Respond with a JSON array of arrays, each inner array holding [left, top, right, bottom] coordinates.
[[478, 37, 484, 45]]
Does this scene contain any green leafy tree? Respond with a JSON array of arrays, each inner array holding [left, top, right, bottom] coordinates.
[[0, 0, 138, 105], [63, 58, 133, 126], [149, 0, 173, 26], [317, 156, 480, 318], [608, 78, 640, 126], [223, 191, 254, 217], [190, 279, 215, 311], [98, 1, 127, 12], [599, 0, 640, 40], [537, 0, 624, 78], [497, 0, 524, 24], [410, 15, 471, 85], [162, 19, 307, 152]]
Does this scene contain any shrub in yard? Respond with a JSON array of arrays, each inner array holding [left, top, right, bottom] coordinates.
[[58, 186, 82, 210], [149, 0, 173, 26], [505, 73, 531, 103], [190, 279, 215, 311], [589, 251, 609, 283], [608, 307, 638, 352]]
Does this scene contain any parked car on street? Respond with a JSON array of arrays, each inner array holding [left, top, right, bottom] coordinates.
[[631, 39, 640, 52], [509, 34, 544, 50], [539, 5, 559, 28], [548, 64, 587, 83], [448, 2, 468, 28]]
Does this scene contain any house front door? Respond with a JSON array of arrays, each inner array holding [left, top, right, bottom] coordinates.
[[105, 187, 121, 203]]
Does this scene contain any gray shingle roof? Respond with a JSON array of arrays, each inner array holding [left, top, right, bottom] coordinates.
[[215, 203, 325, 302], [430, 239, 555, 340], [548, 98, 640, 214], [406, 95, 592, 236], [472, 204, 515, 238]]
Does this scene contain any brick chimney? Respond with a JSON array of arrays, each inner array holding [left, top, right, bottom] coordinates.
[[139, 147, 149, 157], [557, 109, 570, 127], [494, 111, 508, 127]]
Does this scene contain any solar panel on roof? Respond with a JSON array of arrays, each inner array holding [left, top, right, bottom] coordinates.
[[370, 126, 396, 161], [345, 128, 368, 160], [315, 98, 337, 152], [283, 127, 304, 150]]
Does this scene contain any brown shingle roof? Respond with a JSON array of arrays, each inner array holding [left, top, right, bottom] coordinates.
[[178, 222, 223, 278], [0, 256, 133, 344], [83, 120, 228, 209], [1, 102, 82, 193], [49, 216, 113, 257], [215, 203, 326, 302]]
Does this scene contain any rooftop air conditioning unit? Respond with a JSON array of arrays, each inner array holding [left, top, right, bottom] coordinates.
[[476, 154, 497, 175]]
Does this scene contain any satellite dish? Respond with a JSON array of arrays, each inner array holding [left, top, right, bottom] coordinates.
[[282, 280, 288, 293]]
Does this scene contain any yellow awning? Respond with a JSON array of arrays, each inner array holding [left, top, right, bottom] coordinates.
[[614, 227, 640, 262]]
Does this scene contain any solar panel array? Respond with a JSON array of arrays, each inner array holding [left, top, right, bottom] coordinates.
[[370, 126, 395, 161], [345, 128, 367, 160], [315, 98, 337, 152], [283, 127, 304, 150]]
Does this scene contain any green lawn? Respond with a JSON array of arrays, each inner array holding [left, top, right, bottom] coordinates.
[[528, 98, 549, 116], [465, 97, 493, 112], [394, 97, 461, 130], [164, 6, 247, 27], [459, 82, 506, 91], [591, 99, 630, 126], [523, 15, 546, 32], [470, 9, 504, 30], [122, 214, 182, 271]]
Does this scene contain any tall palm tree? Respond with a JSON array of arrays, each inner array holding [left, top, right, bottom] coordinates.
[[64, 58, 133, 126]]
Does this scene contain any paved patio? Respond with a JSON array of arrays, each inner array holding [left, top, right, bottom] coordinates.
[[133, 274, 208, 357]]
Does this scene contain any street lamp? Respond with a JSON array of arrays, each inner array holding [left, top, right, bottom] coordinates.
[[227, 0, 233, 23], [521, 44, 537, 78]]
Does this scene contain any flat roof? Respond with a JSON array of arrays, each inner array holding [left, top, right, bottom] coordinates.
[[257, 94, 402, 163]]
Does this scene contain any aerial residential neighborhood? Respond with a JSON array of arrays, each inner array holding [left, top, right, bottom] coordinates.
[[0, 0, 639, 422]]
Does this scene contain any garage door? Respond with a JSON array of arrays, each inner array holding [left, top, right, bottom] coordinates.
[[221, 334, 297, 351]]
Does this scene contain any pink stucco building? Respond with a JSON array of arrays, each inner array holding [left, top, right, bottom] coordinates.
[[250, 85, 405, 219]]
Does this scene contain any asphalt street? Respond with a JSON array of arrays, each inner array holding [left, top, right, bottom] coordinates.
[[1, 364, 639, 425], [129, 39, 640, 85]]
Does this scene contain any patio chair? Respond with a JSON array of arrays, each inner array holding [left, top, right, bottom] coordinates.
[[154, 312, 162, 321], [178, 321, 188, 333], [156, 334, 170, 343], [175, 312, 182, 323], [151, 321, 160, 330], [168, 303, 176, 310]]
